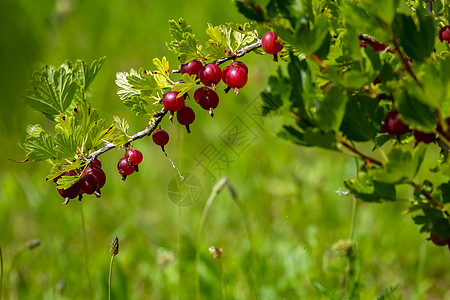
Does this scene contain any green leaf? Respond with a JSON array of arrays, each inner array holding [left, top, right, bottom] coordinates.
[[373, 133, 393, 150], [279, 14, 329, 55], [53, 115, 84, 160], [22, 131, 55, 161], [46, 159, 83, 182], [360, 0, 399, 24], [287, 54, 314, 121], [277, 125, 308, 146], [260, 91, 282, 116], [173, 74, 196, 97], [166, 18, 194, 54], [328, 66, 370, 89], [315, 31, 332, 60], [56, 174, 81, 190], [126, 69, 159, 91], [86, 119, 114, 150], [235, 1, 265, 22], [341, 1, 388, 43], [115, 71, 140, 101], [371, 144, 427, 184], [24, 64, 80, 120], [406, 58, 450, 111], [113, 115, 129, 136], [395, 89, 436, 132], [153, 57, 169, 76], [71, 102, 114, 151], [341, 95, 384, 142], [26, 124, 45, 138], [74, 101, 100, 133], [72, 56, 106, 90], [169, 18, 191, 39], [304, 128, 337, 150], [361, 46, 382, 76], [123, 96, 148, 108], [416, 208, 450, 239], [131, 101, 150, 117], [315, 86, 348, 132], [206, 24, 228, 60], [439, 182, 450, 204], [345, 171, 396, 202], [392, 10, 435, 62], [176, 32, 200, 64], [266, 0, 297, 25]]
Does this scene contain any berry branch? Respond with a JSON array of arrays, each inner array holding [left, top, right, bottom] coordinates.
[[214, 40, 262, 65], [86, 108, 168, 162], [85, 41, 266, 164]]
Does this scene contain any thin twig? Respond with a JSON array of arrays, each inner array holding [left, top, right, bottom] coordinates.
[[214, 41, 262, 65], [310, 53, 327, 69], [391, 39, 422, 87], [85, 108, 168, 161], [340, 140, 383, 167], [410, 181, 449, 216], [108, 255, 114, 300]]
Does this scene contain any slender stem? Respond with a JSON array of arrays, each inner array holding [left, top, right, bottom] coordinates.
[[79, 202, 93, 299], [340, 140, 383, 167], [219, 259, 225, 300], [0, 244, 3, 300], [309, 53, 327, 69], [195, 185, 220, 299], [349, 196, 358, 240], [108, 255, 114, 300], [391, 39, 422, 87], [176, 206, 181, 300], [229, 189, 257, 298]]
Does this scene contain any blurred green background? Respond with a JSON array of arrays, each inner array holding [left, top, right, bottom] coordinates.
[[1, 0, 449, 299]]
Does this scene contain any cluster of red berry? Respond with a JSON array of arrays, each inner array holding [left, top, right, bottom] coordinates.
[[362, 26, 450, 146], [55, 158, 106, 205], [380, 110, 436, 145], [117, 149, 144, 180]]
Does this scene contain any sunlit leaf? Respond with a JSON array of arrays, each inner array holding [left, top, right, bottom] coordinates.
[[24, 64, 80, 120], [22, 131, 55, 161], [173, 74, 196, 97]]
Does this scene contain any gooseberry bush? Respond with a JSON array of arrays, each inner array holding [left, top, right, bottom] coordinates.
[[19, 0, 450, 253]]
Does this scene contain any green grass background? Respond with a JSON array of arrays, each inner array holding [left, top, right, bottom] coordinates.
[[1, 0, 449, 299]]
